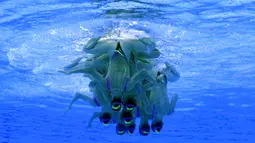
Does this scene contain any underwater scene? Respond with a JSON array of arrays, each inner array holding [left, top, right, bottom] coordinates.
[[0, 0, 255, 143]]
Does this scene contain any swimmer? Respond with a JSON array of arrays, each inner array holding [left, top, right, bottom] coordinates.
[[61, 55, 134, 129], [116, 53, 155, 133], [63, 89, 129, 135], [60, 53, 157, 133], [62, 80, 114, 128], [61, 44, 157, 113], [136, 92, 178, 136], [61, 57, 120, 128], [136, 62, 180, 134], [82, 30, 161, 112], [60, 39, 180, 135], [59, 53, 109, 77]]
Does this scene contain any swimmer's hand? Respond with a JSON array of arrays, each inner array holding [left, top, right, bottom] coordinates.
[[86, 112, 100, 128], [86, 124, 92, 128], [61, 106, 71, 116]]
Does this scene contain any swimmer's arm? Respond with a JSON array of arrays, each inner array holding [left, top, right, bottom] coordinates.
[[164, 62, 180, 82], [83, 37, 101, 52], [62, 55, 109, 74], [91, 54, 110, 69], [138, 37, 156, 48], [137, 49, 160, 59], [59, 67, 86, 75], [61, 67, 105, 84], [83, 37, 116, 56], [126, 69, 156, 91], [62, 92, 97, 116], [137, 58, 153, 70], [82, 69, 106, 87], [94, 53, 109, 62], [87, 112, 101, 128], [60, 67, 105, 83], [75, 92, 97, 107], [63, 56, 84, 69], [60, 61, 93, 74], [130, 37, 159, 58], [142, 81, 155, 91], [137, 57, 150, 64], [58, 56, 84, 74], [168, 93, 178, 115]]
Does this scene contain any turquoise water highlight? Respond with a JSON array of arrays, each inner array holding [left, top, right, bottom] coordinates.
[[0, 0, 255, 143]]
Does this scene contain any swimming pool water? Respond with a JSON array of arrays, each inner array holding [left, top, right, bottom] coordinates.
[[0, 0, 255, 143]]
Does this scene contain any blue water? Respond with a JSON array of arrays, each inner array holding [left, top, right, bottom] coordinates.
[[1, 0, 255, 143]]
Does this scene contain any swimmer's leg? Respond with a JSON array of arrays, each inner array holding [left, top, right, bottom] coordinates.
[[138, 101, 152, 136], [115, 111, 127, 135], [137, 58, 151, 64], [87, 112, 101, 128], [126, 69, 156, 91], [138, 37, 156, 50], [125, 112, 136, 134], [62, 92, 97, 116], [168, 93, 178, 115]]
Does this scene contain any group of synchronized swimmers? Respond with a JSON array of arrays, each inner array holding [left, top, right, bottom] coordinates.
[[60, 29, 180, 136]]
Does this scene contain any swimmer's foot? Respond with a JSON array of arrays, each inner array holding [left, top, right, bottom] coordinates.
[[61, 107, 71, 116]]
